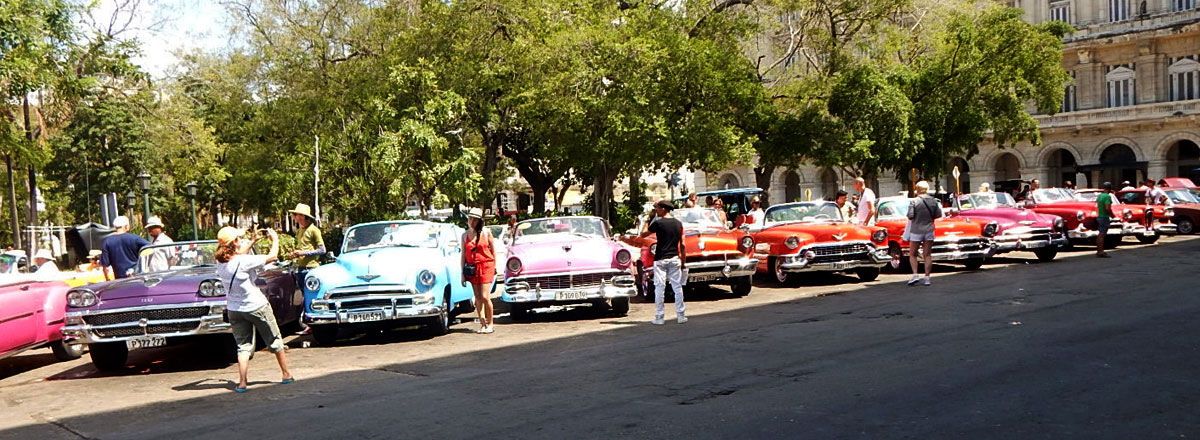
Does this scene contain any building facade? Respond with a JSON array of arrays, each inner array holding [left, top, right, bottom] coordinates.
[[700, 3, 1200, 200]]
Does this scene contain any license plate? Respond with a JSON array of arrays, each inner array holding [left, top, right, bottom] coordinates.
[[347, 310, 386, 323], [689, 273, 721, 283], [126, 336, 166, 350], [556, 291, 588, 301], [831, 262, 849, 271], [1143, 230, 1156, 236]]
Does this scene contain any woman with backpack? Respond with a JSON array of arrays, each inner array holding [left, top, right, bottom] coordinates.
[[906, 180, 943, 286]]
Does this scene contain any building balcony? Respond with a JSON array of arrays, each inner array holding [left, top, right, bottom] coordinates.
[[1035, 99, 1200, 129], [1064, 8, 1200, 43]]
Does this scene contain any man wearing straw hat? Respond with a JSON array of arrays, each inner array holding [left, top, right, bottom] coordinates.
[[145, 216, 175, 272], [288, 203, 325, 269], [33, 249, 59, 274]]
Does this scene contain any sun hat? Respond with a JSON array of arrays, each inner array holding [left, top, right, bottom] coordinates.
[[288, 203, 316, 220], [87, 249, 102, 259], [653, 200, 674, 211], [467, 208, 484, 219], [34, 249, 54, 261], [145, 216, 164, 229], [217, 226, 248, 245], [112, 216, 130, 228]]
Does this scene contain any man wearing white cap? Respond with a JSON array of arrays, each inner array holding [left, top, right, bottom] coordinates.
[[144, 216, 174, 272], [33, 249, 59, 274], [100, 216, 149, 280]]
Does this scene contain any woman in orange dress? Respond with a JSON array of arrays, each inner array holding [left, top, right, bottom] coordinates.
[[462, 208, 496, 333]]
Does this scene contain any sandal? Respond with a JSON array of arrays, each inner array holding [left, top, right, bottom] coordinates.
[[281, 377, 295, 384], [234, 386, 248, 393]]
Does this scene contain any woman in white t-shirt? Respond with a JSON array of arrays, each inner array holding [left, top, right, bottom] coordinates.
[[215, 226, 294, 393]]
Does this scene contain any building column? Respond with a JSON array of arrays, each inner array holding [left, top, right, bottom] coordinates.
[[1148, 159, 1169, 181], [696, 171, 710, 192], [1022, 166, 1050, 184], [1135, 49, 1165, 105], [1078, 55, 1105, 110]]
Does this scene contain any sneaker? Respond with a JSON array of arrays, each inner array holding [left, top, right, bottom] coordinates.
[[922, 276, 931, 286], [906, 276, 921, 286], [651, 317, 665, 325], [677, 316, 688, 324], [480, 325, 494, 334]]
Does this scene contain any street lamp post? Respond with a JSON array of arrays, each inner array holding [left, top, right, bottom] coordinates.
[[124, 190, 137, 224], [186, 182, 199, 240], [137, 171, 151, 223]]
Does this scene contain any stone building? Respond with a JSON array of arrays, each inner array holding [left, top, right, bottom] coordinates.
[[698, 2, 1200, 201]]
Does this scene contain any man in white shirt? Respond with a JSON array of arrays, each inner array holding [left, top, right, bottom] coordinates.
[[33, 249, 59, 274], [1145, 180, 1172, 206], [746, 196, 766, 229], [854, 177, 876, 225], [145, 216, 175, 272]]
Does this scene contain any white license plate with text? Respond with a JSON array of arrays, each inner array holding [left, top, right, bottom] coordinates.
[[831, 262, 850, 271], [556, 291, 588, 301], [126, 336, 166, 350], [347, 310, 386, 323]]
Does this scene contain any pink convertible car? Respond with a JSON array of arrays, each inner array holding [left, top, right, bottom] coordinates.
[[0, 276, 91, 362], [501, 216, 636, 320]]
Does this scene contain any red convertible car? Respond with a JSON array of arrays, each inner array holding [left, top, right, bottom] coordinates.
[[954, 192, 1068, 261], [875, 196, 996, 270], [1025, 188, 1151, 248], [750, 201, 890, 284], [1118, 187, 1200, 235], [1072, 189, 1162, 244], [633, 208, 757, 296]]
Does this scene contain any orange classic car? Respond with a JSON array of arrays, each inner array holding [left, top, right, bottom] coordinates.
[[634, 208, 757, 296], [748, 201, 890, 284], [875, 196, 996, 270]]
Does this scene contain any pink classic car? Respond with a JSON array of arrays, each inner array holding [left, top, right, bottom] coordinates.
[[501, 216, 636, 320], [954, 192, 1068, 261], [0, 276, 94, 362]]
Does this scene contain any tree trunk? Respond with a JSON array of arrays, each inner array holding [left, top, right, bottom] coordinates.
[[530, 183, 550, 216], [5, 155, 20, 249], [753, 163, 776, 206], [591, 164, 617, 222]]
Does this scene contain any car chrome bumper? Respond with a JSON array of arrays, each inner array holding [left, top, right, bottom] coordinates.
[[61, 302, 228, 344], [1068, 222, 1151, 240], [1154, 223, 1178, 235], [305, 293, 443, 325], [991, 235, 1069, 252], [503, 274, 637, 303], [778, 249, 890, 273]]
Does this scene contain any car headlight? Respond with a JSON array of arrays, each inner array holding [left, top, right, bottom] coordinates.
[[983, 222, 999, 237], [416, 270, 436, 292], [738, 236, 754, 251], [1076, 210, 1085, 221], [506, 257, 523, 274], [67, 289, 98, 308], [1164, 207, 1175, 217], [615, 249, 632, 267], [1053, 218, 1065, 232], [871, 229, 887, 243], [197, 279, 226, 297], [304, 275, 321, 293], [784, 236, 800, 250], [1122, 209, 1133, 221]]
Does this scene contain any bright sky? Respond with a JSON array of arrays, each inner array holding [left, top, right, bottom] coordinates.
[[89, 0, 234, 78]]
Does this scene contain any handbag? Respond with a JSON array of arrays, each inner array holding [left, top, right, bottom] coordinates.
[[463, 263, 477, 278]]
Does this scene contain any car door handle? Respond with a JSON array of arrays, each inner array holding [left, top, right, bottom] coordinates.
[[20, 285, 30, 291]]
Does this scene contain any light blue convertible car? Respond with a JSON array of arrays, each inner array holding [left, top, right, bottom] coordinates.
[[302, 221, 475, 345]]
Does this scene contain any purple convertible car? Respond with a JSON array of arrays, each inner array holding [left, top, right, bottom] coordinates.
[[60, 240, 303, 371]]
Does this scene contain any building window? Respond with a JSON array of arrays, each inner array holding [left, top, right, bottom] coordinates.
[[1169, 58, 1200, 101], [1050, 1, 1071, 23], [1175, 0, 1195, 12], [1106, 66, 1136, 108], [1110, 0, 1130, 21], [1062, 71, 1077, 112]]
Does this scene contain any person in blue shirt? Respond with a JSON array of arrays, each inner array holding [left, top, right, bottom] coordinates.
[[100, 216, 150, 280]]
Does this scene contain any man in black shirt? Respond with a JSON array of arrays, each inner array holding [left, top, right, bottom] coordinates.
[[632, 200, 688, 324]]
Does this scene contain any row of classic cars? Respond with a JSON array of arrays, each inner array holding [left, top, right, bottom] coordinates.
[[4, 182, 1192, 372]]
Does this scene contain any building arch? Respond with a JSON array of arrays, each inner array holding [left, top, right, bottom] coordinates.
[[1097, 143, 1143, 185], [1151, 131, 1200, 161], [1166, 139, 1200, 183], [717, 173, 742, 190], [945, 157, 971, 195], [818, 168, 838, 201], [1090, 137, 1146, 164], [783, 169, 803, 203], [1037, 141, 1085, 167], [980, 148, 1028, 173], [993, 153, 1023, 181]]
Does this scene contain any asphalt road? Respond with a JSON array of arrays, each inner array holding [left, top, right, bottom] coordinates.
[[2, 236, 1199, 439]]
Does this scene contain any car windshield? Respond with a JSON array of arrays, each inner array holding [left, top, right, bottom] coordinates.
[[876, 199, 910, 219], [514, 217, 608, 241], [959, 192, 1017, 209], [673, 208, 725, 229], [765, 202, 842, 223], [0, 253, 19, 274], [1031, 188, 1075, 203], [1167, 189, 1199, 204], [138, 242, 218, 274], [344, 222, 440, 253], [1073, 191, 1101, 202]]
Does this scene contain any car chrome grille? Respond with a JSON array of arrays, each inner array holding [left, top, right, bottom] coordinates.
[[93, 323, 200, 338], [805, 242, 873, 264], [931, 237, 990, 253], [328, 290, 413, 300], [337, 298, 414, 310], [516, 272, 621, 290], [82, 306, 211, 326]]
